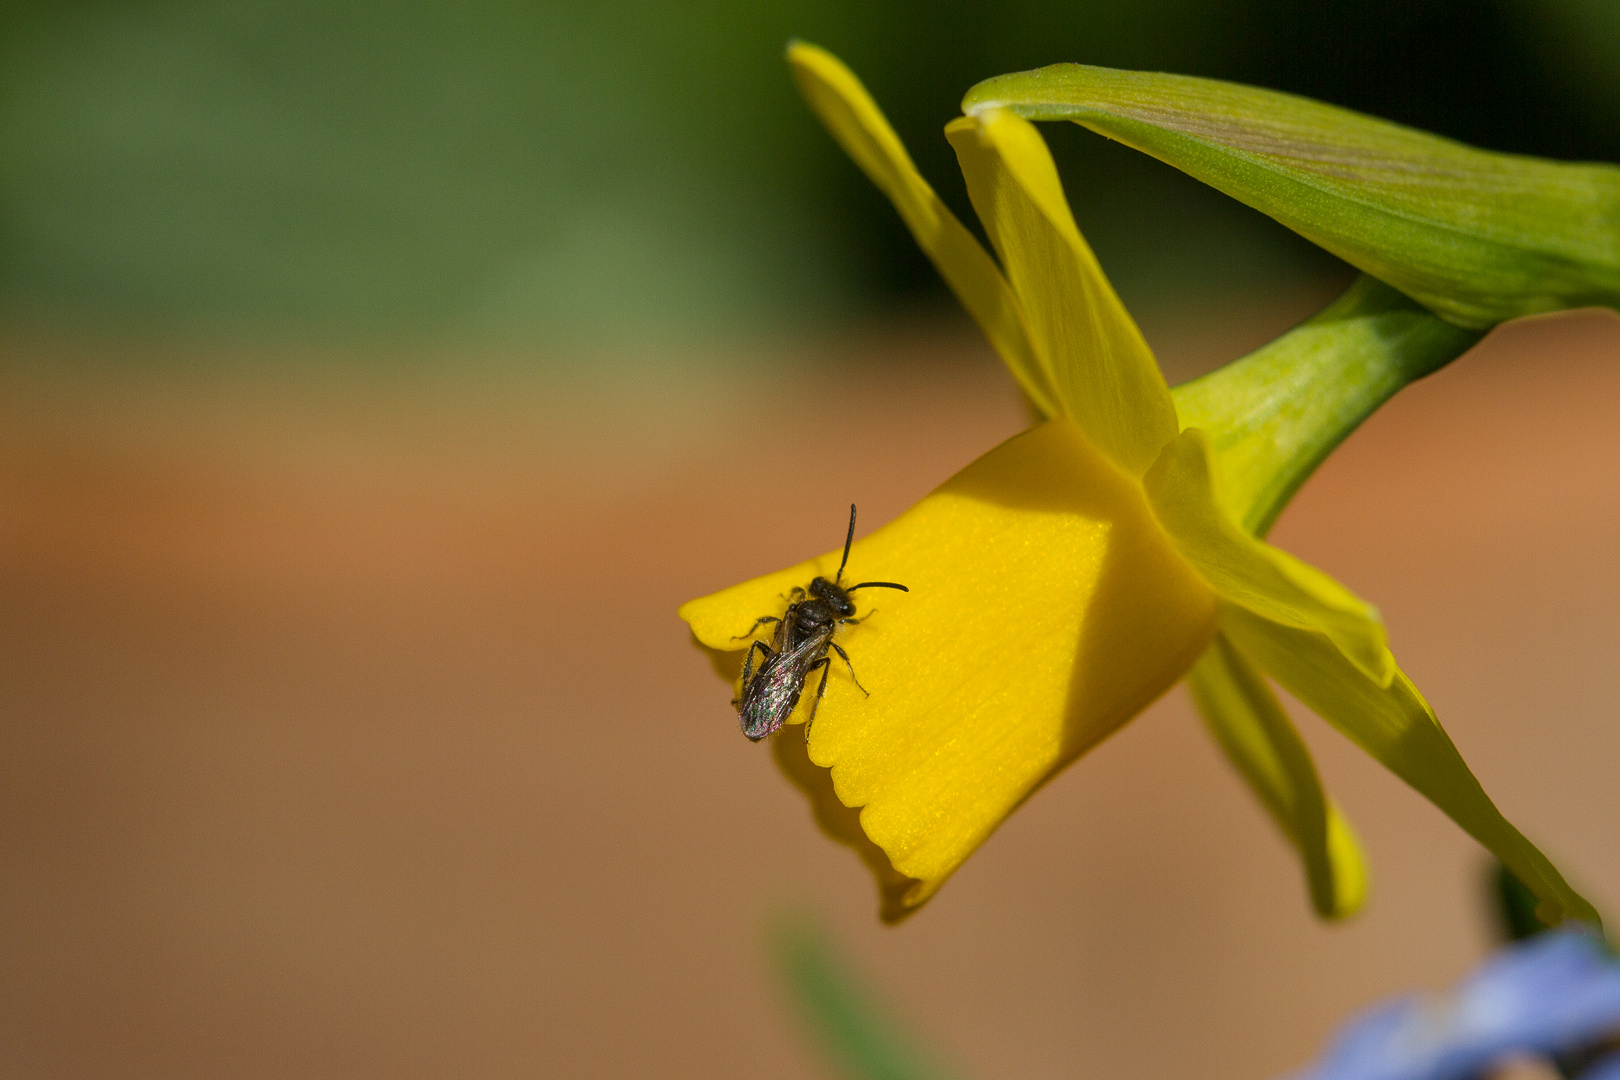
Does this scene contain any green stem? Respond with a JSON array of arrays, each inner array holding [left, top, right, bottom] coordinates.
[[1170, 274, 1484, 537], [770, 915, 967, 1080]]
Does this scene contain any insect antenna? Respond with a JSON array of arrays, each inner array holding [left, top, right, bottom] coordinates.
[[846, 581, 909, 593], [834, 503, 857, 585]]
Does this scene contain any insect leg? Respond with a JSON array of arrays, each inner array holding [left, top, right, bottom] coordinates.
[[804, 657, 832, 731], [731, 615, 781, 641], [828, 641, 869, 696], [739, 640, 774, 688]]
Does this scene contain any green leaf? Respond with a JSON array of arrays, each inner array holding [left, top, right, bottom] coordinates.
[[963, 65, 1620, 329], [769, 916, 969, 1080]]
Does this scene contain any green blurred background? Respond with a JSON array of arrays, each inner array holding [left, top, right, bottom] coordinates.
[[2, 0, 1617, 352]]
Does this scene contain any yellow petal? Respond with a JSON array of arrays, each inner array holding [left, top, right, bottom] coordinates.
[[785, 42, 1058, 417], [1188, 633, 1367, 919], [1220, 603, 1600, 927], [1145, 428, 1394, 685], [680, 419, 1217, 916], [945, 109, 1178, 475], [770, 723, 923, 923]]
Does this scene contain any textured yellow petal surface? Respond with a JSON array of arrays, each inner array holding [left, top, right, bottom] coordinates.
[[945, 109, 1177, 475], [1188, 634, 1367, 919], [680, 420, 1217, 914], [1146, 429, 1394, 685], [1220, 603, 1600, 927], [785, 43, 1057, 417]]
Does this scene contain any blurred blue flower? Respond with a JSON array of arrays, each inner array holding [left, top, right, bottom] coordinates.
[[1286, 930, 1620, 1080]]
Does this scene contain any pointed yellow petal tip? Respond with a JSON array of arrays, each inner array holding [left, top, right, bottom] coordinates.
[[1188, 632, 1368, 922], [784, 38, 828, 68], [943, 106, 1177, 473], [1322, 803, 1369, 919], [1221, 604, 1602, 930], [682, 419, 1218, 916], [785, 42, 1057, 418]]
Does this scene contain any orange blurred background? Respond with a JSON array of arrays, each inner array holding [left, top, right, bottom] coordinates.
[[1, 304, 1617, 1079]]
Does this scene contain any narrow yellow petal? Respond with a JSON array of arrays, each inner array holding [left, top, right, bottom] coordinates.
[[1220, 603, 1600, 927], [944, 109, 1178, 474], [1324, 808, 1366, 917], [785, 42, 1057, 416], [1145, 429, 1394, 685], [681, 419, 1217, 916], [1188, 634, 1367, 919]]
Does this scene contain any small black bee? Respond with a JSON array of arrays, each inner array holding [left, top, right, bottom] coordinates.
[[733, 505, 908, 741]]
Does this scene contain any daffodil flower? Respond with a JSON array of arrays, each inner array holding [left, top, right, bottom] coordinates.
[[680, 43, 1597, 927]]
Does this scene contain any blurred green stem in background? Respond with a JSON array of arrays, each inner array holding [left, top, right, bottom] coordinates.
[[770, 863, 1597, 1080], [770, 915, 971, 1080], [1495, 861, 1557, 943]]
